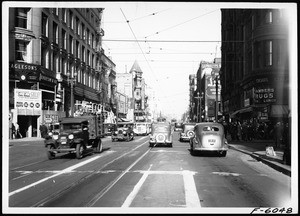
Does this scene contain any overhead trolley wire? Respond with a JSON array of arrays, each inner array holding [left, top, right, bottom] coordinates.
[[144, 9, 219, 39]]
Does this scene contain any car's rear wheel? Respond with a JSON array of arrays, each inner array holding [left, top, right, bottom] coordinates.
[[76, 143, 84, 159], [95, 139, 103, 153], [47, 145, 55, 160]]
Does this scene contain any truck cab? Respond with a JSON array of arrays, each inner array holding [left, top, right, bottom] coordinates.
[[45, 116, 103, 159]]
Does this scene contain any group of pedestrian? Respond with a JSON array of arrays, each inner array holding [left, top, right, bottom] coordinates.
[[10, 122, 23, 139], [222, 119, 289, 150]]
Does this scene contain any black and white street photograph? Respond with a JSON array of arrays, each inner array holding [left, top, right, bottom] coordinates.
[[2, 1, 298, 214]]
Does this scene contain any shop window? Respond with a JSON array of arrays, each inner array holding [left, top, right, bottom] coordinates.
[[15, 40, 27, 62], [15, 8, 29, 29]]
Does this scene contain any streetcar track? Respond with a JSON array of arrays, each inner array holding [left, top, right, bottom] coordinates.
[[85, 144, 152, 207], [31, 140, 149, 207]]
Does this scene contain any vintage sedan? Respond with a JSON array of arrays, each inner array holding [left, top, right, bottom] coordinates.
[[111, 122, 135, 141], [149, 122, 173, 147], [179, 122, 197, 142], [190, 122, 228, 157]]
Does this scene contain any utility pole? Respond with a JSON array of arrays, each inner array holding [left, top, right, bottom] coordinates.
[[215, 76, 218, 122]]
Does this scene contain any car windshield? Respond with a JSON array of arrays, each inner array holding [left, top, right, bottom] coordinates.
[[202, 126, 220, 132], [153, 126, 169, 133], [183, 125, 195, 131], [175, 123, 182, 128], [62, 123, 81, 130]]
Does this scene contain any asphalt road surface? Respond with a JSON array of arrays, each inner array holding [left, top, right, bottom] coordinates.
[[7, 132, 292, 213]]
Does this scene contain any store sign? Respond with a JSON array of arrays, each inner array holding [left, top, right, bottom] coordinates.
[[254, 88, 276, 103], [14, 89, 42, 115], [10, 62, 39, 71], [44, 114, 59, 123]]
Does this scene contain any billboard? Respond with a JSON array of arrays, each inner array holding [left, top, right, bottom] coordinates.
[[14, 89, 42, 115]]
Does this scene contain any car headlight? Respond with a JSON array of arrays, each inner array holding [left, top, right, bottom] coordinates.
[[68, 134, 74, 139], [48, 132, 53, 136], [53, 135, 59, 140]]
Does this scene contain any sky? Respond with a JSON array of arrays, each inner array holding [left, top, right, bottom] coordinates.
[[100, 2, 222, 120], [3, 1, 296, 121]]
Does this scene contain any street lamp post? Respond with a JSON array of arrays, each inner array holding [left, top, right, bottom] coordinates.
[[67, 71, 77, 117]]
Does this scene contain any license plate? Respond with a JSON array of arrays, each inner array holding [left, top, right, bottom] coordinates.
[[208, 139, 216, 142], [61, 141, 66, 145]]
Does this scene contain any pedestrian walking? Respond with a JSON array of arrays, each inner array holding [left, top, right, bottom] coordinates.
[[273, 122, 283, 149], [11, 123, 16, 139], [15, 122, 22, 139], [40, 123, 48, 138]]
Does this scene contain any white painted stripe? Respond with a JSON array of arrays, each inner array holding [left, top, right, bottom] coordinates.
[[86, 144, 151, 206], [182, 170, 201, 208], [122, 165, 152, 207], [9, 155, 101, 196]]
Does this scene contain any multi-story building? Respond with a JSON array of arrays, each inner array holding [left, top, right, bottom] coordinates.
[[220, 9, 290, 124], [116, 72, 134, 121], [8, 7, 116, 138], [192, 59, 222, 123], [129, 60, 148, 122]]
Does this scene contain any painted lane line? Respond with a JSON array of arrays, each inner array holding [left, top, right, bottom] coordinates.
[[9, 155, 102, 196], [122, 164, 153, 208], [86, 142, 151, 207], [182, 170, 202, 208]]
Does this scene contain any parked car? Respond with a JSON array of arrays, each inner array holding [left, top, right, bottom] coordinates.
[[149, 122, 173, 147], [179, 122, 196, 142], [111, 122, 135, 141], [174, 122, 183, 132], [190, 122, 228, 157], [44, 116, 103, 160], [134, 122, 151, 136]]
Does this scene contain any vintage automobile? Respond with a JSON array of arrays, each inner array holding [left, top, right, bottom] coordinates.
[[133, 122, 151, 136], [111, 122, 135, 141], [174, 122, 183, 132], [179, 122, 197, 142], [45, 116, 103, 160], [189, 122, 228, 157], [149, 122, 173, 147]]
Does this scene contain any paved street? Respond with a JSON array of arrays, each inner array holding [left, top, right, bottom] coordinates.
[[6, 132, 293, 213]]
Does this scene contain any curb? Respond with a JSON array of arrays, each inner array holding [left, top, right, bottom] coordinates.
[[228, 145, 291, 177]]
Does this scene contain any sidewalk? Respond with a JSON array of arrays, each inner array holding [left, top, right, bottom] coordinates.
[[228, 139, 291, 177]]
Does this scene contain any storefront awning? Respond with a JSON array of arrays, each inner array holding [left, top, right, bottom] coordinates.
[[270, 105, 289, 117], [230, 107, 253, 118]]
